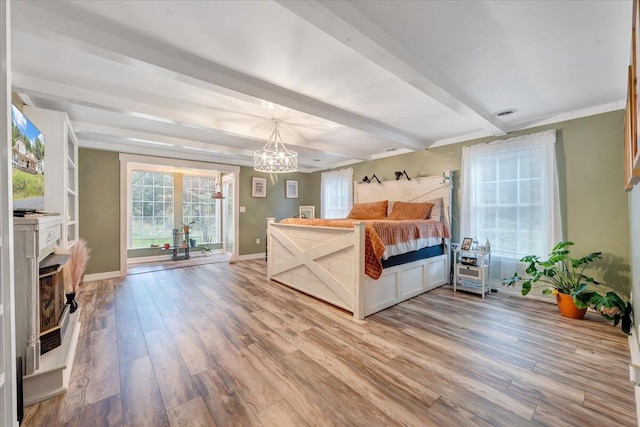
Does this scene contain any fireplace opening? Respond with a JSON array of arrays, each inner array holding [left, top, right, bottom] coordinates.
[[39, 253, 71, 355]]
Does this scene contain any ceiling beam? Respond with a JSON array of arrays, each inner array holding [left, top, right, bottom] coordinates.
[[12, 73, 265, 146], [76, 136, 257, 169], [11, 73, 265, 146], [278, 0, 508, 138], [12, 1, 426, 151], [72, 122, 255, 157], [12, 73, 369, 162], [76, 135, 328, 173]]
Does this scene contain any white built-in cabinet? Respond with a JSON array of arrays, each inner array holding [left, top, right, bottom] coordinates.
[[23, 106, 78, 249]]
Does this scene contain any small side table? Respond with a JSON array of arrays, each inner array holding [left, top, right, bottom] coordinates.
[[453, 248, 492, 298]]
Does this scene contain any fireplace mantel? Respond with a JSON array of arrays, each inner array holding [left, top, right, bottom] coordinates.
[[13, 215, 81, 405]]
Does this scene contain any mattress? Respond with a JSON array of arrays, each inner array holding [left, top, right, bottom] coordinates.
[[381, 244, 444, 268]]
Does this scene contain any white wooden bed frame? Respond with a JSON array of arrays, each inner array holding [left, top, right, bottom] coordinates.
[[267, 171, 453, 319]]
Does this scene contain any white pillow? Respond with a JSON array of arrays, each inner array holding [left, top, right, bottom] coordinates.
[[427, 198, 443, 222]]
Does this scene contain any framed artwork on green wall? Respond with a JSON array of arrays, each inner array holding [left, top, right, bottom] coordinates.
[[252, 177, 267, 198], [285, 180, 298, 199]]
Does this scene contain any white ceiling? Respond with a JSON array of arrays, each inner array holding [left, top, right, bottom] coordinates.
[[10, 0, 632, 172]]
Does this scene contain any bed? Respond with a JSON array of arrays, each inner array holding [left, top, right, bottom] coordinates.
[[266, 171, 453, 319]]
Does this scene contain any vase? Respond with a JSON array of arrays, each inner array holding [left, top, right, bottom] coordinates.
[[556, 292, 587, 319], [65, 292, 79, 314]]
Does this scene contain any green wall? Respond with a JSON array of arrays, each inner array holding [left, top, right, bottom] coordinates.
[[237, 167, 316, 255], [78, 148, 120, 274], [310, 110, 629, 291]]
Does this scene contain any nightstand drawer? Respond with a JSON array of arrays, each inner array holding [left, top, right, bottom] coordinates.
[[456, 264, 484, 279]]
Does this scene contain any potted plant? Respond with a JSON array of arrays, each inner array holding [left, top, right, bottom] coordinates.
[[201, 236, 214, 256], [503, 241, 632, 334], [182, 221, 196, 234]]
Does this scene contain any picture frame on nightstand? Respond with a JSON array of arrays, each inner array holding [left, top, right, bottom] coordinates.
[[461, 237, 473, 251]]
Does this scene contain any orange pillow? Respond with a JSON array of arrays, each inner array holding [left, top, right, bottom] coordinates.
[[347, 200, 388, 220], [387, 201, 434, 220]]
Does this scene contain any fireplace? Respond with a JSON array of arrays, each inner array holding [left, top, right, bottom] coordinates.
[[39, 254, 70, 354], [14, 215, 82, 405]]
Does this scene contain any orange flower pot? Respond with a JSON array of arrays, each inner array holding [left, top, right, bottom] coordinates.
[[556, 292, 587, 319]]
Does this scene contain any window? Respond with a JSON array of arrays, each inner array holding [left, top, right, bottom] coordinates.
[[129, 170, 221, 249], [321, 168, 353, 218], [131, 171, 174, 248], [461, 130, 561, 258], [183, 175, 218, 244]]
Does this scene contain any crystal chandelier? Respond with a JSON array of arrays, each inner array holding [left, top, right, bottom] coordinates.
[[254, 119, 298, 173]]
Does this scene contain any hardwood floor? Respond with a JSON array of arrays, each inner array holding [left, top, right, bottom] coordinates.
[[23, 260, 636, 426]]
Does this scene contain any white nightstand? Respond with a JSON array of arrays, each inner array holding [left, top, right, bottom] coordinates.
[[453, 247, 492, 298]]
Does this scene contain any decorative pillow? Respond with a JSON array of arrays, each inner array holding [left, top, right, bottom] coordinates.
[[427, 198, 443, 221], [347, 200, 388, 220], [387, 201, 434, 220]]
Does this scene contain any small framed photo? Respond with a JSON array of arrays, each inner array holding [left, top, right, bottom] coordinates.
[[285, 180, 298, 199], [299, 205, 315, 219], [461, 237, 473, 251], [252, 176, 267, 198]]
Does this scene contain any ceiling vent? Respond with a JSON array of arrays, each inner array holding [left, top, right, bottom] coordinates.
[[493, 108, 519, 118]]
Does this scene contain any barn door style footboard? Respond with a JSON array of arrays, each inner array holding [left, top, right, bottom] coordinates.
[[267, 219, 449, 320], [267, 218, 366, 318]]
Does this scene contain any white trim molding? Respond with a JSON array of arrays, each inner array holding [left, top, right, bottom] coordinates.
[[628, 330, 640, 426], [118, 153, 240, 276], [84, 271, 123, 282], [237, 253, 266, 261], [1, 0, 19, 424]]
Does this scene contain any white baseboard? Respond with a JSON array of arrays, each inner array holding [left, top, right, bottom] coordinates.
[[127, 255, 168, 264], [83, 271, 122, 282], [237, 252, 266, 261]]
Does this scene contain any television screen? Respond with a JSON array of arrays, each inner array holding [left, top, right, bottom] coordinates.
[[11, 105, 45, 211]]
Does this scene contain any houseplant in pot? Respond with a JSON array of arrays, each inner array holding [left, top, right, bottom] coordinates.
[[201, 236, 214, 256], [503, 241, 632, 334]]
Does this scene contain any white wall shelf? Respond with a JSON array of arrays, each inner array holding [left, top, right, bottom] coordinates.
[[23, 106, 79, 249]]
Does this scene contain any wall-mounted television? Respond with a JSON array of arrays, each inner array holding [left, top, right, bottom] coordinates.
[[11, 104, 45, 211]]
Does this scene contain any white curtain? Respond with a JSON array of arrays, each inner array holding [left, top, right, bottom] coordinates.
[[321, 168, 353, 218], [461, 130, 562, 265]]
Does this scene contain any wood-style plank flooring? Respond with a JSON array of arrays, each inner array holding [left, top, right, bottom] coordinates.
[[23, 260, 636, 426]]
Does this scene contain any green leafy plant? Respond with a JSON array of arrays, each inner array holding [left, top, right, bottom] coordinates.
[[503, 241, 632, 334], [201, 235, 214, 254], [181, 221, 196, 233]]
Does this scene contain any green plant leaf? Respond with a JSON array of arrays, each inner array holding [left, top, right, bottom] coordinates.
[[570, 284, 588, 296], [553, 241, 574, 251]]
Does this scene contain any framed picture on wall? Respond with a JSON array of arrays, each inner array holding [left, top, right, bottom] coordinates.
[[251, 176, 267, 198], [299, 205, 315, 219], [285, 180, 298, 199]]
